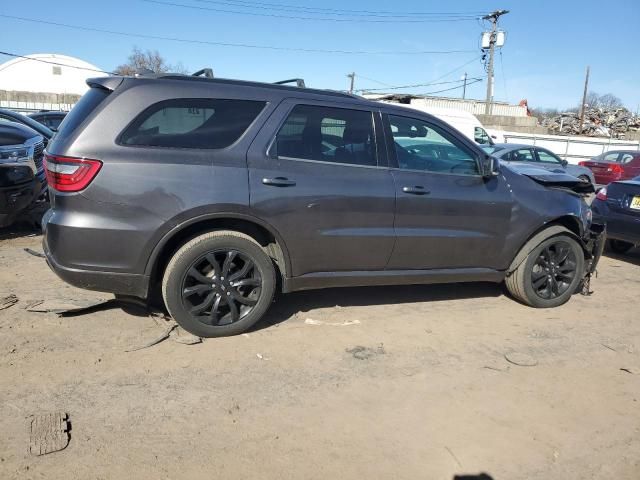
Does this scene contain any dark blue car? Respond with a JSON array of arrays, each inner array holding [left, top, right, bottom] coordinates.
[[592, 176, 640, 253]]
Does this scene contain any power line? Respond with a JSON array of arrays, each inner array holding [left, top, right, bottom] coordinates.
[[417, 78, 483, 96], [0, 14, 477, 55], [193, 0, 488, 17], [0, 51, 114, 75], [144, 0, 484, 23], [424, 56, 483, 85], [361, 77, 483, 92]]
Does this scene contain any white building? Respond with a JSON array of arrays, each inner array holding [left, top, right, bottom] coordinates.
[[0, 53, 105, 95]]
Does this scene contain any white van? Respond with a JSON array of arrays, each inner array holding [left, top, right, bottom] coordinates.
[[371, 97, 494, 145]]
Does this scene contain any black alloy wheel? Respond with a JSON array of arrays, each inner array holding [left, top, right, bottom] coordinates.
[[181, 250, 262, 326], [530, 240, 578, 300]]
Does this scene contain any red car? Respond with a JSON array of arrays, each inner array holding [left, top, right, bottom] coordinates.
[[579, 150, 640, 186]]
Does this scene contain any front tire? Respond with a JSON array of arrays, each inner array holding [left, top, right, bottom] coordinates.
[[162, 231, 276, 338], [505, 234, 585, 308], [608, 239, 634, 254]]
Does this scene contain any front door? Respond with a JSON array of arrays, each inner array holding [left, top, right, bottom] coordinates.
[[383, 112, 513, 270], [247, 100, 395, 277]]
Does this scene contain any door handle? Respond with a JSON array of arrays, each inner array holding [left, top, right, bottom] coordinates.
[[262, 177, 296, 187], [402, 186, 430, 195]]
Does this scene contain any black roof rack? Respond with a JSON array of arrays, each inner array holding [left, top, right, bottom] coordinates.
[[192, 68, 214, 78], [273, 78, 306, 88]]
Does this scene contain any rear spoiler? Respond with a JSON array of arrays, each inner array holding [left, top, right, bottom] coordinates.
[[86, 77, 124, 92]]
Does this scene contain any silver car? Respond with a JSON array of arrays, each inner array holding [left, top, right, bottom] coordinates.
[[482, 143, 596, 185]]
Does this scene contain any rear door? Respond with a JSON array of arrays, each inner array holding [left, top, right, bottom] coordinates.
[[247, 99, 395, 277], [383, 111, 513, 270]]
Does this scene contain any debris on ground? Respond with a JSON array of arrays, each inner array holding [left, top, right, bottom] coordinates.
[[0, 294, 18, 311], [23, 248, 46, 258], [620, 368, 636, 375], [304, 318, 361, 327], [541, 108, 640, 138], [504, 351, 538, 367], [26, 298, 122, 315], [346, 344, 385, 360], [29, 412, 70, 456], [125, 324, 176, 352]]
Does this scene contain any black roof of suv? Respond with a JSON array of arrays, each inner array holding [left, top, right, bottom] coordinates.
[[42, 73, 605, 338]]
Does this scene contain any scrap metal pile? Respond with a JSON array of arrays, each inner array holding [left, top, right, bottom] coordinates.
[[541, 108, 640, 138]]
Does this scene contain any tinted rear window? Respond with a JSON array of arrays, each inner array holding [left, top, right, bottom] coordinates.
[[55, 87, 110, 142], [120, 99, 266, 149]]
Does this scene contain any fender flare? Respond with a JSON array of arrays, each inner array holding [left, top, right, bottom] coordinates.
[[506, 225, 576, 275], [143, 212, 292, 278]]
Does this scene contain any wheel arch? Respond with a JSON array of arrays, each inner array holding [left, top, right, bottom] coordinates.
[[507, 215, 584, 274], [145, 213, 291, 297]]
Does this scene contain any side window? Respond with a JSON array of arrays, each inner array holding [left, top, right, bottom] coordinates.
[[620, 153, 634, 164], [275, 104, 377, 166], [603, 152, 620, 162], [507, 148, 535, 162], [388, 114, 478, 175], [474, 127, 490, 145], [120, 99, 266, 149], [536, 149, 562, 164]]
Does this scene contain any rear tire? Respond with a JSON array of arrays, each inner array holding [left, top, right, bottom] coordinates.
[[162, 231, 276, 338], [608, 239, 634, 254], [505, 233, 585, 308]]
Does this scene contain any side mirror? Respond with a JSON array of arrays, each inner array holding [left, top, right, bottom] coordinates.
[[561, 159, 568, 167], [481, 155, 500, 178]]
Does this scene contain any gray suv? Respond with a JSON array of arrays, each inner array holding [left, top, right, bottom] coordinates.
[[42, 73, 604, 337]]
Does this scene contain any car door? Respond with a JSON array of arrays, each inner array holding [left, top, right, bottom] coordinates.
[[247, 99, 396, 277], [503, 147, 537, 168], [534, 148, 569, 173], [383, 112, 513, 270]]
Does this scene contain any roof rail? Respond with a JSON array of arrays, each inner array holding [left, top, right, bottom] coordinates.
[[274, 78, 306, 88], [192, 68, 214, 78]]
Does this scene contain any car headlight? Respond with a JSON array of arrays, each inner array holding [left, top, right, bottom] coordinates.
[[0, 145, 30, 164]]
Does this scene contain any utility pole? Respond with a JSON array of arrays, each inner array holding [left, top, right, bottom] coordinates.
[[347, 72, 355, 94], [462, 72, 468, 99], [483, 9, 509, 115], [578, 66, 590, 135]]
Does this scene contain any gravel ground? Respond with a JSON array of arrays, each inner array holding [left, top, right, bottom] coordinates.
[[1, 217, 639, 480]]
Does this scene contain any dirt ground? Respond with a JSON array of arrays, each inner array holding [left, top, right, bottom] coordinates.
[[1, 216, 639, 480]]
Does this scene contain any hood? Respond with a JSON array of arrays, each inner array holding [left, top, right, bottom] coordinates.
[[0, 122, 41, 145], [503, 162, 595, 194]]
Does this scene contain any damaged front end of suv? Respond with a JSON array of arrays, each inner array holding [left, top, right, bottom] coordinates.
[[504, 163, 606, 296]]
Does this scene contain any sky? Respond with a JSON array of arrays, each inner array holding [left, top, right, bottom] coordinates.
[[1, 0, 639, 111]]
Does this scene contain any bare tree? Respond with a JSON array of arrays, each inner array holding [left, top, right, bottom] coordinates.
[[584, 91, 624, 110], [114, 47, 188, 75]]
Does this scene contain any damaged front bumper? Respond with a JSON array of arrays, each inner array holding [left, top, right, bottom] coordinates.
[[580, 222, 606, 294]]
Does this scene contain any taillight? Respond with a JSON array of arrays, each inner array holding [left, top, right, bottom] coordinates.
[[596, 187, 607, 201], [608, 164, 624, 175], [578, 161, 587, 166], [44, 153, 102, 192]]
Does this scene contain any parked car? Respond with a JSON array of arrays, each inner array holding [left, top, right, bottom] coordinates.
[[0, 108, 54, 146], [28, 111, 67, 131], [579, 150, 640, 186], [0, 122, 46, 228], [42, 73, 604, 337], [481, 143, 596, 185], [591, 176, 640, 254]]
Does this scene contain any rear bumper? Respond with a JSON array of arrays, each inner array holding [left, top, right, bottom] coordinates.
[[42, 210, 150, 298], [592, 199, 640, 245]]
